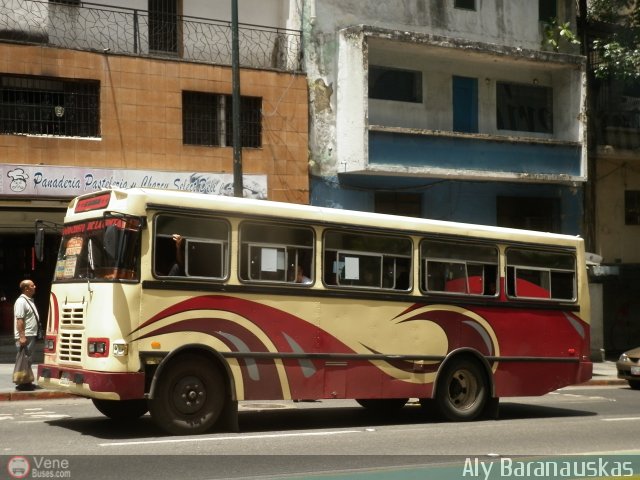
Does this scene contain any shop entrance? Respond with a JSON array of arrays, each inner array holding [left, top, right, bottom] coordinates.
[[0, 233, 59, 335]]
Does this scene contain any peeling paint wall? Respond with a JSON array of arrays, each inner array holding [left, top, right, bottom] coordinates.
[[303, 0, 584, 184], [312, 0, 577, 51]]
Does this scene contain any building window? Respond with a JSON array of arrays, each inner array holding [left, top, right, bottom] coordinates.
[[454, 0, 476, 10], [374, 192, 422, 217], [149, 0, 179, 54], [497, 196, 560, 233], [369, 66, 422, 103], [625, 191, 640, 225], [539, 0, 557, 22], [0, 74, 100, 137], [452, 76, 478, 133], [182, 91, 262, 148], [496, 82, 553, 134]]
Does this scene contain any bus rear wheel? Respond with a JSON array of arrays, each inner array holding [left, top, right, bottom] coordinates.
[[435, 357, 488, 421], [149, 354, 226, 435], [356, 398, 408, 411], [92, 398, 148, 421]]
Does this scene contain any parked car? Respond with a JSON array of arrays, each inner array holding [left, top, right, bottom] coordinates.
[[617, 347, 640, 389]]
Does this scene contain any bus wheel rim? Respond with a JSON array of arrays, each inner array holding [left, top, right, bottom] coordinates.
[[172, 375, 207, 415], [447, 368, 478, 410]]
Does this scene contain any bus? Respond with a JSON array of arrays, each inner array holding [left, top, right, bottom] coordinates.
[[36, 188, 592, 435]]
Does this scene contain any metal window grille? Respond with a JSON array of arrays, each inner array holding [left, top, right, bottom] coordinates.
[[225, 95, 262, 148], [0, 74, 100, 137], [182, 91, 220, 146], [625, 191, 640, 225], [183, 91, 262, 148], [149, 0, 178, 54]]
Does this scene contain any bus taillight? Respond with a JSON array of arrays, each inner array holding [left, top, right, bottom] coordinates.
[[88, 338, 109, 357]]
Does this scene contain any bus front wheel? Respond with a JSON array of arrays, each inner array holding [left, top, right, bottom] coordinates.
[[92, 398, 148, 421], [149, 354, 226, 435], [435, 357, 488, 422]]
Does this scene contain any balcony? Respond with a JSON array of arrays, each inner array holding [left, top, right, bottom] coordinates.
[[596, 110, 640, 151], [365, 127, 584, 182], [0, 0, 302, 72]]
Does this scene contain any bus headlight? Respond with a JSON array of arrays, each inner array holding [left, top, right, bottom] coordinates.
[[44, 335, 56, 353], [112, 341, 129, 357]]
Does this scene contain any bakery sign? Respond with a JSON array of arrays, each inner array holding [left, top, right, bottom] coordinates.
[[0, 164, 267, 199]]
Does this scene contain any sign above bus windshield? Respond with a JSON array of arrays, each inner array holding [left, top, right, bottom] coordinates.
[[75, 192, 111, 213]]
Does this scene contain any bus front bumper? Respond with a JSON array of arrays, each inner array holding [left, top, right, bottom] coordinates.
[[37, 365, 145, 401]]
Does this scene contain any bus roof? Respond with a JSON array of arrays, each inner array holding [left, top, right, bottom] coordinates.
[[68, 188, 583, 247]]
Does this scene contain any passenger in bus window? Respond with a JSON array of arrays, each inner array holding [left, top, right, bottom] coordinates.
[[296, 265, 312, 284], [168, 234, 185, 276], [395, 263, 410, 290]]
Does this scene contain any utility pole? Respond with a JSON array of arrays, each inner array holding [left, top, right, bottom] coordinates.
[[231, 0, 243, 197]]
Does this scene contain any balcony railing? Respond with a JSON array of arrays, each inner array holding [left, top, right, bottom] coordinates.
[[0, 0, 302, 72]]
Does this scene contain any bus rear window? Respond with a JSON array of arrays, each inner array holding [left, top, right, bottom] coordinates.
[[506, 248, 576, 301]]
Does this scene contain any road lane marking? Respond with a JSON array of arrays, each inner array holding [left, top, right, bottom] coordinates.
[[602, 417, 640, 422], [100, 430, 362, 447]]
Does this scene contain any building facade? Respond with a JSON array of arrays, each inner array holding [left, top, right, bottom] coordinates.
[[303, 0, 586, 235], [0, 0, 308, 331], [587, 8, 640, 357]]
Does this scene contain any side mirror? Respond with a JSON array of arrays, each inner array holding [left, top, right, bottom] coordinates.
[[34, 227, 45, 263]]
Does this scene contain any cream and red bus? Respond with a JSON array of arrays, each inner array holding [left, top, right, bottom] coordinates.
[[37, 188, 592, 435]]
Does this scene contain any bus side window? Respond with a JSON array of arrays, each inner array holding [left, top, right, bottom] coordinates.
[[420, 239, 498, 297], [323, 230, 412, 291], [505, 248, 576, 301], [185, 240, 224, 278], [239, 221, 314, 285], [154, 214, 229, 280]]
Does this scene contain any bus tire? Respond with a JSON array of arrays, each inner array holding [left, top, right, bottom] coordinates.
[[149, 354, 226, 435], [356, 398, 408, 411], [92, 398, 148, 421], [435, 357, 488, 422]]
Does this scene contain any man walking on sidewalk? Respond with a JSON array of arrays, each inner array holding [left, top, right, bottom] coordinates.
[[13, 279, 39, 391]]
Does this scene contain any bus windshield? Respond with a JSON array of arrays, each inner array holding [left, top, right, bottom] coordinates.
[[54, 217, 141, 282]]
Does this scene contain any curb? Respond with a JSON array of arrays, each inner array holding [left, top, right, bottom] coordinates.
[[581, 378, 627, 386], [0, 390, 76, 401]]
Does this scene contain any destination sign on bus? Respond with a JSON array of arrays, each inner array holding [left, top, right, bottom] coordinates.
[[74, 192, 111, 213]]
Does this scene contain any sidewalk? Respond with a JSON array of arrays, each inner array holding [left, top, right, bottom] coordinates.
[[0, 334, 625, 401]]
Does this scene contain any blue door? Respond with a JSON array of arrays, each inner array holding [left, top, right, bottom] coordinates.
[[452, 76, 478, 133]]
